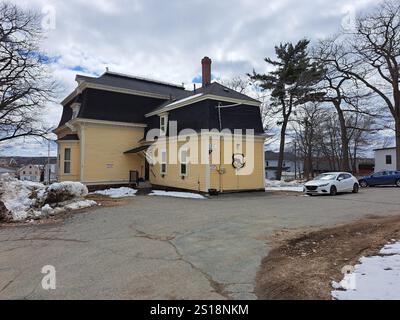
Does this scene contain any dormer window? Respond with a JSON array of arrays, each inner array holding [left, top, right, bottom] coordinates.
[[71, 103, 81, 119], [160, 114, 168, 136]]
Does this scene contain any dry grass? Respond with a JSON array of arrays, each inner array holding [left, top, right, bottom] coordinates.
[[255, 214, 400, 300]]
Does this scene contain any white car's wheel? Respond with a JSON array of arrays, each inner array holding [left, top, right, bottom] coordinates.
[[330, 185, 337, 196], [352, 183, 359, 193]]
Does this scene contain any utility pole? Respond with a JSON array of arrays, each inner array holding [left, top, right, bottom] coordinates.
[[47, 139, 51, 185]]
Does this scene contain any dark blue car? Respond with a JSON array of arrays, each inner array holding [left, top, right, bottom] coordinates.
[[359, 171, 400, 188]]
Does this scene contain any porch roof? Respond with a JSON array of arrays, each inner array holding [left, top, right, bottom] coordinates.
[[58, 134, 79, 141], [124, 145, 149, 154]]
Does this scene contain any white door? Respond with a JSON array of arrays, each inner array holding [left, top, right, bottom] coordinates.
[[336, 174, 348, 192], [344, 173, 354, 191]]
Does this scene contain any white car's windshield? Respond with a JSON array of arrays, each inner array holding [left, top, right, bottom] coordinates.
[[315, 174, 337, 181]]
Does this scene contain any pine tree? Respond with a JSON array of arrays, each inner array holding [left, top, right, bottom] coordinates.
[[249, 39, 324, 180]]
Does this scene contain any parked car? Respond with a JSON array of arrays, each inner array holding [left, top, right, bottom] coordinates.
[[358, 171, 400, 188], [304, 172, 359, 196]]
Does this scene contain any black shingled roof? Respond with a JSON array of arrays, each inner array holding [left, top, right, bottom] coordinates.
[[150, 82, 259, 114], [199, 82, 259, 103], [76, 72, 190, 99]]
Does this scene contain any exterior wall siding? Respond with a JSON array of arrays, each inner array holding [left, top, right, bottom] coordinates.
[[375, 149, 397, 172], [149, 140, 207, 192], [57, 141, 81, 181], [149, 135, 265, 193], [209, 138, 265, 192], [81, 124, 145, 184]]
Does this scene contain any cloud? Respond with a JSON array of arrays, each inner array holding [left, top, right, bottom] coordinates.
[[1, 0, 383, 157]]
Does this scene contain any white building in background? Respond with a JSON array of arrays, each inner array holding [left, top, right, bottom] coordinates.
[[18, 164, 42, 182], [44, 164, 58, 184], [374, 147, 397, 172]]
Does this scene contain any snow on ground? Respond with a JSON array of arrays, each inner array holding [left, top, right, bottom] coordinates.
[[0, 174, 46, 220], [332, 240, 400, 300], [64, 200, 98, 210], [92, 187, 137, 198], [47, 181, 88, 198], [265, 179, 304, 192], [149, 190, 206, 199], [0, 174, 97, 221]]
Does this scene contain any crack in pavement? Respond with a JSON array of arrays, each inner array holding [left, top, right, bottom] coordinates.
[[129, 226, 229, 299], [0, 270, 23, 294]]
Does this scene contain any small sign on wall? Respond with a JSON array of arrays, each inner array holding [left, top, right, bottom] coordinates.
[[106, 164, 114, 169]]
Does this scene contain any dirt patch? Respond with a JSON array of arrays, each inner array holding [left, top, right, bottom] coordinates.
[[255, 214, 400, 300], [85, 194, 131, 207]]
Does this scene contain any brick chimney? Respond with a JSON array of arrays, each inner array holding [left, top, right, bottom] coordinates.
[[201, 56, 212, 87]]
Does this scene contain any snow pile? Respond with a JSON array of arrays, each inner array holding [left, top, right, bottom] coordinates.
[[0, 175, 45, 221], [64, 200, 97, 210], [0, 174, 97, 221], [46, 181, 88, 201], [332, 240, 400, 300], [265, 179, 304, 192], [92, 187, 137, 198], [149, 190, 206, 199]]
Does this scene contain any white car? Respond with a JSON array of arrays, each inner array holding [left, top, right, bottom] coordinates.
[[304, 172, 359, 196]]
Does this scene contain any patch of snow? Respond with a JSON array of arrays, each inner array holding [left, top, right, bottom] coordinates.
[[0, 174, 45, 220], [332, 241, 400, 300], [149, 190, 205, 199], [64, 200, 97, 210], [41, 204, 54, 216], [265, 179, 304, 192], [47, 181, 88, 198], [0, 174, 96, 221], [92, 187, 137, 198], [379, 241, 400, 255]]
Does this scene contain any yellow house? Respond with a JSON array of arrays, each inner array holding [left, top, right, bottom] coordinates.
[[55, 57, 266, 193]]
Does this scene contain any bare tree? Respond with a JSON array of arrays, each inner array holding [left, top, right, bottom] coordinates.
[[334, 0, 400, 169], [347, 114, 376, 173], [0, 3, 56, 144], [313, 39, 370, 172], [221, 76, 249, 94], [222, 75, 275, 140], [291, 103, 324, 179]]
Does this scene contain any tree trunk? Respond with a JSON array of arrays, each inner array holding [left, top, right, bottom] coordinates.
[[396, 119, 400, 171], [276, 118, 288, 180], [334, 103, 350, 172], [304, 146, 313, 180]]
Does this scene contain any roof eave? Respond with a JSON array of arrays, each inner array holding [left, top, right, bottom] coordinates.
[[145, 94, 261, 117]]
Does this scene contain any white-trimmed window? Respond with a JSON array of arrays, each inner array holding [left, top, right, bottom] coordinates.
[[160, 149, 167, 175], [64, 148, 71, 174], [71, 103, 81, 119], [160, 115, 168, 136], [180, 149, 188, 176]]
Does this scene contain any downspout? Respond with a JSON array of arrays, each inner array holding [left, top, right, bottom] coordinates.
[[80, 124, 86, 182], [215, 102, 241, 193]]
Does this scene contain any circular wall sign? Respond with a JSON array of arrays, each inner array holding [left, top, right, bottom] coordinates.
[[232, 153, 246, 169]]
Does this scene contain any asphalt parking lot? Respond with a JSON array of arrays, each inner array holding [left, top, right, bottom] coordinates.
[[0, 187, 399, 300]]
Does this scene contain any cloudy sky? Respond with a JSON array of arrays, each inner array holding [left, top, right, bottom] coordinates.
[[2, 0, 384, 156]]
